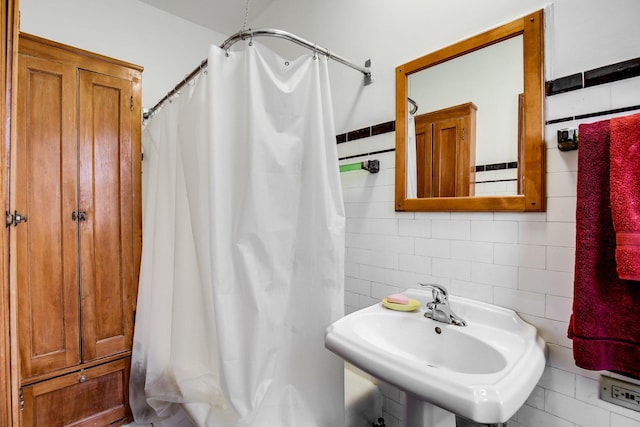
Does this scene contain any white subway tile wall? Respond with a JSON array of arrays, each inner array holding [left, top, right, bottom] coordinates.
[[474, 167, 519, 196], [338, 76, 640, 426]]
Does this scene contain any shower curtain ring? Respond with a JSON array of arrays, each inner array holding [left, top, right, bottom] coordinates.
[[313, 44, 318, 60], [225, 48, 230, 58], [248, 29, 254, 46]]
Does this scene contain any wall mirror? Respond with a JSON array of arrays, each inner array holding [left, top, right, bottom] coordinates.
[[395, 10, 545, 211]]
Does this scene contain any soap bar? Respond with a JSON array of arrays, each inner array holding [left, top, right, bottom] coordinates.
[[386, 293, 409, 305]]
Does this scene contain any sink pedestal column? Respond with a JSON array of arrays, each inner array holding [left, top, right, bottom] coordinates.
[[404, 393, 456, 427]]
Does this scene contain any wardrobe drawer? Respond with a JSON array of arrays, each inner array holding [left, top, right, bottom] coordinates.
[[21, 357, 131, 427]]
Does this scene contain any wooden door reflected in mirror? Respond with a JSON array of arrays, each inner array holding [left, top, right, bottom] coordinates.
[[415, 102, 477, 198]]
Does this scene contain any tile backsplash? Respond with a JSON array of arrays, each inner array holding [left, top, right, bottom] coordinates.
[[337, 74, 640, 426]]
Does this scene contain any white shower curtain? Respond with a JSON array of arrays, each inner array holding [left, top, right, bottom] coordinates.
[[130, 41, 346, 427]]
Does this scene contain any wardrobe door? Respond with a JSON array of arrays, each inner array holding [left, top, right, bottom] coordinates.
[[20, 357, 130, 426], [414, 103, 476, 198], [77, 70, 136, 361], [432, 117, 469, 197], [15, 54, 81, 379]]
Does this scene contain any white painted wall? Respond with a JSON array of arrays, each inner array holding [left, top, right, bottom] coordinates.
[[19, 0, 227, 111], [18, 0, 640, 426], [409, 35, 523, 165], [251, 0, 640, 132]]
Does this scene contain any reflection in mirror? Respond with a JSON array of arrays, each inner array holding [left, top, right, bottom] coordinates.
[[410, 102, 478, 198], [408, 35, 523, 197], [395, 10, 545, 212]]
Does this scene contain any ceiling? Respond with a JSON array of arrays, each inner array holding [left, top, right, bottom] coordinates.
[[138, 0, 275, 35]]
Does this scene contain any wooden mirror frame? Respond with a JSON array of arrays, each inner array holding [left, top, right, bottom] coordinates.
[[395, 10, 545, 212]]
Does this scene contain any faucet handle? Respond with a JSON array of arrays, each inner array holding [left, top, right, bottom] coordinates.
[[418, 283, 448, 304]]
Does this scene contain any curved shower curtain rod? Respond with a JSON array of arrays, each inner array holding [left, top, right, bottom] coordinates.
[[144, 28, 373, 119], [408, 97, 418, 115]]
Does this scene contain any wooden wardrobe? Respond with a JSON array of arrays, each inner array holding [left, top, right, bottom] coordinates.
[[414, 102, 477, 198], [8, 33, 142, 426]]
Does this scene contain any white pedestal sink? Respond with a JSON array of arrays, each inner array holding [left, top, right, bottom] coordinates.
[[325, 288, 546, 426], [405, 394, 456, 427]]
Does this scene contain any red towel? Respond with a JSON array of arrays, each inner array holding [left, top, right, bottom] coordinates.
[[610, 113, 640, 281], [568, 119, 640, 377]]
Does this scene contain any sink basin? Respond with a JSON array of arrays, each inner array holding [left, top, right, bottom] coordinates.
[[351, 311, 507, 375], [325, 289, 546, 424]]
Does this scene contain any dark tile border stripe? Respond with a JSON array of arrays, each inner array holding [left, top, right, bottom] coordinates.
[[546, 73, 583, 96], [336, 120, 395, 144], [546, 104, 640, 125], [338, 148, 395, 161], [474, 178, 518, 184], [347, 126, 371, 141], [575, 105, 640, 120], [475, 161, 518, 172], [585, 57, 640, 87], [546, 116, 575, 125], [372, 120, 395, 136], [546, 56, 640, 96]]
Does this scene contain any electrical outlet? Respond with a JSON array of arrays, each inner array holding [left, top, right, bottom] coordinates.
[[600, 375, 640, 412]]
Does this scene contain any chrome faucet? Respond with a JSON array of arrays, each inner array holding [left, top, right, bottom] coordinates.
[[419, 283, 467, 326]]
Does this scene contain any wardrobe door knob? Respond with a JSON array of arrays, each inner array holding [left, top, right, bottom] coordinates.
[[9, 210, 27, 227], [72, 211, 87, 222], [79, 375, 87, 383]]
